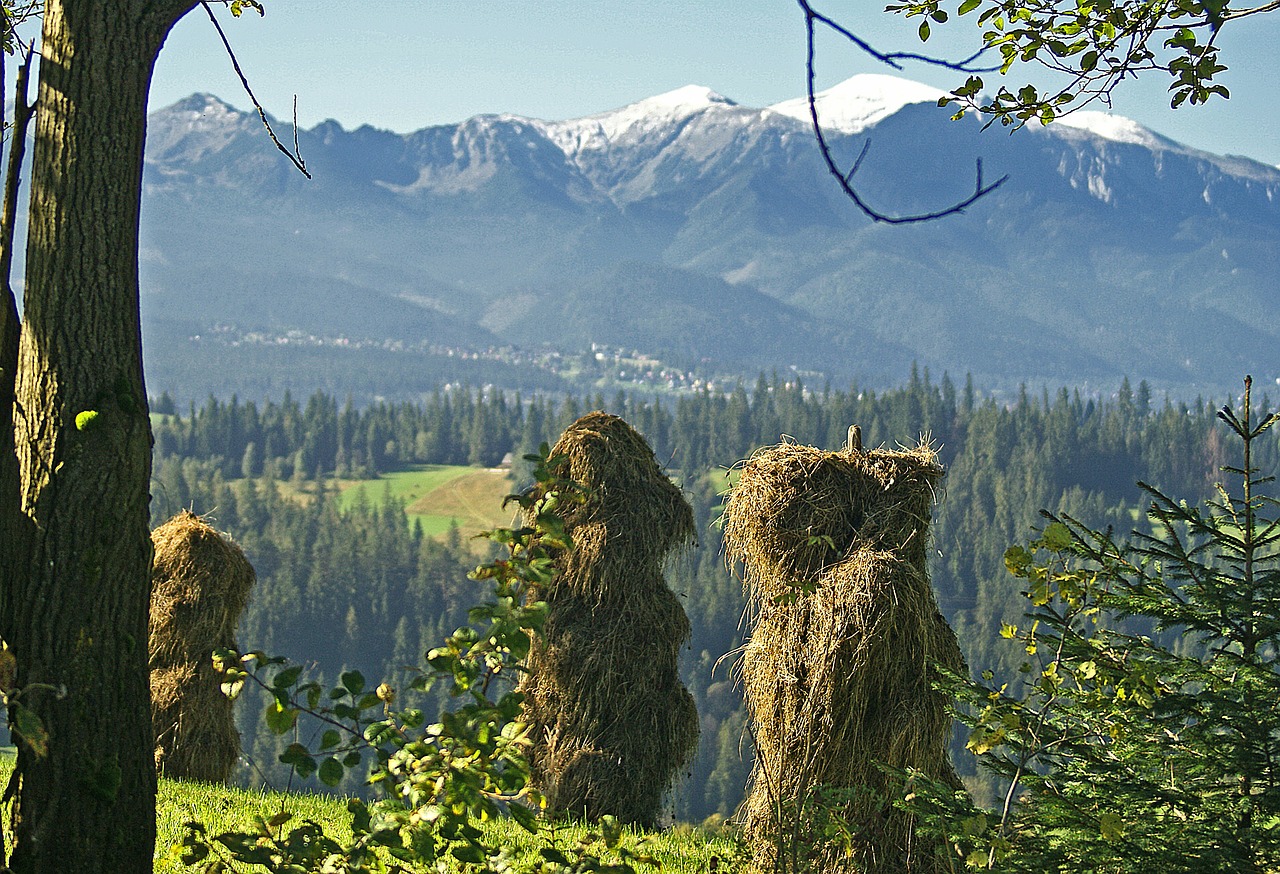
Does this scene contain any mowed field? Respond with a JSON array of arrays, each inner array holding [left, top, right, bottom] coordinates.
[[331, 464, 515, 539]]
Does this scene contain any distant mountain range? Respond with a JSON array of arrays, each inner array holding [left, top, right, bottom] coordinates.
[[134, 74, 1280, 401]]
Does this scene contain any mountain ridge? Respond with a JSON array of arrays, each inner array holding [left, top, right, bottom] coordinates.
[[136, 74, 1280, 401]]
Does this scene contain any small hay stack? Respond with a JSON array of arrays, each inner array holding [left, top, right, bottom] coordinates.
[[723, 437, 964, 874], [519, 411, 700, 827], [150, 510, 254, 783]]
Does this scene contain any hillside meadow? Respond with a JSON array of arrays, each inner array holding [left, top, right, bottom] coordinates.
[[279, 464, 514, 539]]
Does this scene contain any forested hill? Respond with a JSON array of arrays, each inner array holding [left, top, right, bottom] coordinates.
[[150, 373, 1277, 820]]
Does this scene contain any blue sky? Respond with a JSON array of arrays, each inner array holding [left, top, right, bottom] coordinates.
[[150, 1, 1280, 166]]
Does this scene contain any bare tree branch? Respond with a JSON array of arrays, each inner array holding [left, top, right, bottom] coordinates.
[[798, 0, 1007, 223], [201, 1, 310, 179], [0, 9, 20, 427], [1, 46, 36, 302], [799, 0, 997, 74], [1224, 1, 1280, 20], [1, 11, 38, 444]]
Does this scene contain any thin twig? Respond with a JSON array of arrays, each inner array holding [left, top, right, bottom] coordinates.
[[798, 0, 997, 74], [1223, 0, 1280, 20], [798, 1, 1007, 223], [200, 1, 310, 179]]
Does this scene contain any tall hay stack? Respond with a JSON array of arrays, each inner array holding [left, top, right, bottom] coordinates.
[[519, 412, 700, 827], [150, 510, 254, 783], [723, 438, 964, 873]]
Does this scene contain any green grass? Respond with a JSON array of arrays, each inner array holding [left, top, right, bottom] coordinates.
[[333, 464, 480, 511], [699, 467, 739, 525], [154, 779, 359, 872], [401, 468, 518, 537], [154, 781, 737, 872], [280, 464, 514, 543], [0, 752, 737, 871]]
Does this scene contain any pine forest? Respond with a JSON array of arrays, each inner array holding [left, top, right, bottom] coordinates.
[[145, 371, 1269, 823]]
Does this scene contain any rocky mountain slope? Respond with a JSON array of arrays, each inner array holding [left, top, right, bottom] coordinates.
[[137, 74, 1280, 399]]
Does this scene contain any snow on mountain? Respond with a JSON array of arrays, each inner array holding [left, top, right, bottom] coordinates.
[[1040, 107, 1280, 186], [160, 93, 248, 132], [146, 93, 259, 161], [540, 85, 739, 155], [766, 73, 948, 134], [1051, 111, 1174, 150]]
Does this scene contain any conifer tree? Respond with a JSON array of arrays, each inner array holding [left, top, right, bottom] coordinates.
[[907, 376, 1280, 872]]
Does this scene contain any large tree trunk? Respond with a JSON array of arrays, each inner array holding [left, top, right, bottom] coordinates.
[[2, 2, 195, 872]]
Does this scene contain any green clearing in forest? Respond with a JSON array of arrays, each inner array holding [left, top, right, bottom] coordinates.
[[333, 464, 514, 539]]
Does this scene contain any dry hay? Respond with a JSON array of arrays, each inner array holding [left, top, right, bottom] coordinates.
[[519, 411, 700, 827], [150, 510, 254, 783], [723, 438, 965, 874]]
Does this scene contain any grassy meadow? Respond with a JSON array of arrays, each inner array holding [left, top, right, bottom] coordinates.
[[151, 777, 737, 873], [0, 751, 736, 871], [279, 464, 515, 540]]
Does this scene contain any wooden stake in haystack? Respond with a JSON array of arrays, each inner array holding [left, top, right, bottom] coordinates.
[[723, 432, 965, 873], [519, 412, 700, 827], [150, 510, 254, 782]]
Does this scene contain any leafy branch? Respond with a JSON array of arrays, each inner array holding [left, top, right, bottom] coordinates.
[[883, 0, 1278, 126], [184, 446, 658, 874]]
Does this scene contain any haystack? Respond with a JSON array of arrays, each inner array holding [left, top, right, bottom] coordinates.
[[519, 411, 700, 827], [150, 510, 254, 782], [723, 437, 964, 874]]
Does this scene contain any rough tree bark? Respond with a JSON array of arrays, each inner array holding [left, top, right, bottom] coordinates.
[[0, 2, 197, 872]]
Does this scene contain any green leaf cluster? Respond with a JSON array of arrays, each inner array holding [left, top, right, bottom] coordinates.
[[228, 0, 264, 17], [885, 0, 1242, 126]]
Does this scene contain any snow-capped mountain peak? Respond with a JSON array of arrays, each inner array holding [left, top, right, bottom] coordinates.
[[635, 84, 735, 114], [541, 84, 737, 155], [162, 93, 249, 130], [146, 93, 259, 163], [767, 73, 948, 134]]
